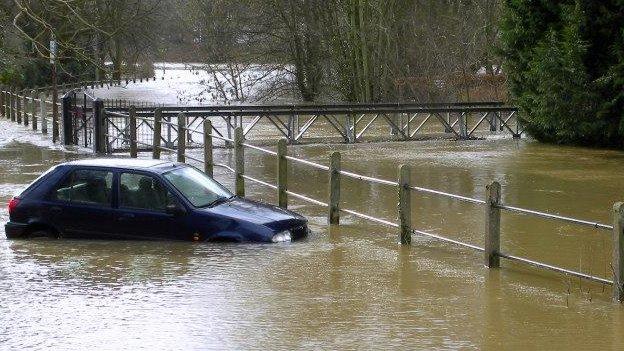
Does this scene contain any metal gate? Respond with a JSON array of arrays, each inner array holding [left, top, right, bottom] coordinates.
[[61, 90, 100, 150]]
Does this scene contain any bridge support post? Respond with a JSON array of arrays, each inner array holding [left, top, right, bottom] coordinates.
[[390, 113, 399, 136], [613, 202, 624, 303], [445, 112, 452, 133], [346, 114, 355, 143], [203, 119, 213, 177], [226, 116, 233, 148], [288, 114, 294, 141], [61, 94, 73, 145], [177, 113, 186, 163], [459, 112, 468, 139], [234, 127, 245, 197], [277, 138, 288, 209], [484, 181, 501, 268], [328, 152, 341, 225], [129, 106, 137, 158], [488, 112, 496, 132], [294, 115, 300, 136], [152, 109, 162, 159], [40, 94, 48, 135], [92, 99, 105, 153], [398, 164, 411, 245]]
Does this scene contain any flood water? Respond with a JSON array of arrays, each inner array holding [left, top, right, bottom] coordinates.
[[3, 78, 624, 349]]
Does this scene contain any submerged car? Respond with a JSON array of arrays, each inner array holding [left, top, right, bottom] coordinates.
[[5, 159, 308, 243]]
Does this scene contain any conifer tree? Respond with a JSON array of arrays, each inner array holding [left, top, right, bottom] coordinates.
[[500, 0, 624, 147]]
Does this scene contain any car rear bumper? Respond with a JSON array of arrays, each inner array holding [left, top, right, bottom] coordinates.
[[5, 222, 27, 239]]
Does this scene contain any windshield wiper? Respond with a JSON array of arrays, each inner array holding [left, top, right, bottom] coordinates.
[[201, 196, 233, 208]]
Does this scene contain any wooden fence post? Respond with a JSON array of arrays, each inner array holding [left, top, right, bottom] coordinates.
[[10, 89, 16, 122], [2, 87, 5, 118], [613, 202, 624, 303], [40, 94, 47, 134], [153, 108, 162, 159], [328, 151, 341, 225], [61, 94, 73, 145], [93, 100, 105, 153], [22, 94, 28, 126], [0, 86, 4, 118], [52, 88, 59, 143], [15, 92, 21, 124], [4, 88, 9, 119], [31, 91, 37, 131], [277, 138, 288, 209], [129, 105, 137, 158], [203, 119, 213, 177], [485, 181, 502, 268], [4, 88, 8, 119], [234, 127, 245, 197], [177, 113, 186, 163], [398, 164, 412, 245], [1, 87, 6, 118]]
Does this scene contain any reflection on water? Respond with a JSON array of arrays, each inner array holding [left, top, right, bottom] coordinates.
[[1, 120, 624, 350]]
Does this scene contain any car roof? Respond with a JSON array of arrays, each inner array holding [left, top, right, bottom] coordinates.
[[63, 158, 182, 172]]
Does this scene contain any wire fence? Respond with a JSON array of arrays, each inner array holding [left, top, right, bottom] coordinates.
[[101, 108, 624, 303]]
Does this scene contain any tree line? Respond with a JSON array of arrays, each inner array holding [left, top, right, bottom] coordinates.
[[0, 0, 503, 103], [1, 0, 622, 147], [500, 0, 624, 148]]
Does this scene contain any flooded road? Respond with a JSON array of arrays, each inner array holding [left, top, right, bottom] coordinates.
[[2, 118, 624, 350]]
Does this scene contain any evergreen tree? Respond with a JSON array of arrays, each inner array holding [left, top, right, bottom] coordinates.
[[500, 0, 624, 147]]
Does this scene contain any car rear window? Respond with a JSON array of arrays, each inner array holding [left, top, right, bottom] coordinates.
[[18, 165, 59, 197]]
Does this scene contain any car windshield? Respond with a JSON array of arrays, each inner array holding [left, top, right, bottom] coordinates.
[[163, 166, 232, 207]]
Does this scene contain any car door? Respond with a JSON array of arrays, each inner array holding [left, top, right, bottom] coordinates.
[[46, 167, 117, 239], [113, 171, 186, 240]]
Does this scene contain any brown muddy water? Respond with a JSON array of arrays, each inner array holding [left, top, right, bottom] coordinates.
[[1, 117, 624, 350]]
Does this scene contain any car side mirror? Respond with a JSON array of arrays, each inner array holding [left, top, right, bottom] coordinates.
[[165, 203, 186, 216]]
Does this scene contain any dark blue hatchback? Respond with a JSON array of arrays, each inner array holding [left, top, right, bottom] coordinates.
[[5, 159, 308, 243]]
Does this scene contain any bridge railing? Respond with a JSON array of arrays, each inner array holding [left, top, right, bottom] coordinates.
[[105, 109, 623, 303], [102, 102, 522, 152]]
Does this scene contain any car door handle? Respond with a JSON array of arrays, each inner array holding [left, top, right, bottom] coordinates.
[[118, 213, 135, 221]]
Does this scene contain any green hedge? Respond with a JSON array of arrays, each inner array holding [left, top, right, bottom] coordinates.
[[500, 0, 624, 147]]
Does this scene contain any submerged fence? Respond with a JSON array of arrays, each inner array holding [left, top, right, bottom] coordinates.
[[96, 107, 624, 303], [0, 87, 622, 303], [0, 79, 153, 145]]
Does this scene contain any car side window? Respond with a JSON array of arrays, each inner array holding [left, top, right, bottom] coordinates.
[[119, 173, 175, 212], [54, 169, 113, 206]]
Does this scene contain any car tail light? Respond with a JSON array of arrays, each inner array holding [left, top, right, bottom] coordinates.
[[8, 197, 20, 216]]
